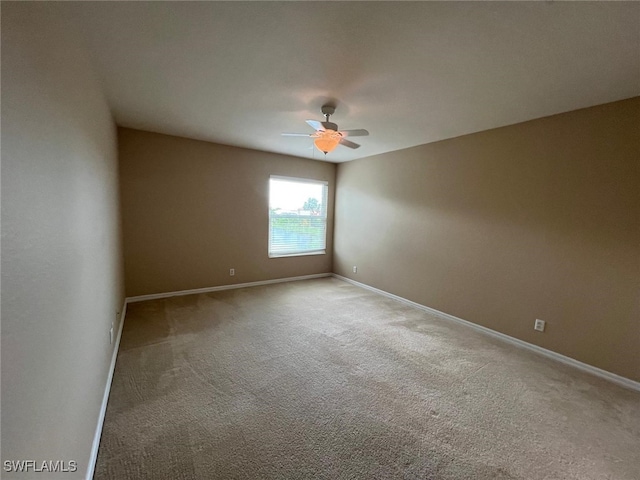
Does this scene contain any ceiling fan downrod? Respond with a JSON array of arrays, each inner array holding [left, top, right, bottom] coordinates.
[[321, 105, 335, 124]]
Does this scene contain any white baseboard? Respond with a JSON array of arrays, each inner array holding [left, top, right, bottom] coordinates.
[[86, 300, 127, 480], [332, 274, 640, 393], [126, 273, 332, 303]]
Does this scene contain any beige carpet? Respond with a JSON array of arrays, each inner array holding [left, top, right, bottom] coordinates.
[[95, 278, 640, 479]]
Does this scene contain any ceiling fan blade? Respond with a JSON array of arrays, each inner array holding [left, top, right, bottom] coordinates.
[[339, 138, 361, 149], [340, 129, 369, 137], [282, 133, 312, 137], [306, 120, 325, 131]]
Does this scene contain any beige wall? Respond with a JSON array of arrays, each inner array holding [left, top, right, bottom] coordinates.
[[1, 4, 125, 479], [119, 128, 335, 297], [334, 98, 639, 382]]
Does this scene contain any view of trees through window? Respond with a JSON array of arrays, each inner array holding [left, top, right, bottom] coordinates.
[[269, 177, 328, 257]]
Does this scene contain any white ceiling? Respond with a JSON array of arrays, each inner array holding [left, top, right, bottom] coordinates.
[[55, 1, 639, 163]]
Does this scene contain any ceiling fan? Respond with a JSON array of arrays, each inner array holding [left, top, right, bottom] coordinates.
[[282, 105, 369, 155]]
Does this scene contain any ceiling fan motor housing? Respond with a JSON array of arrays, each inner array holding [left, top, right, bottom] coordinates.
[[321, 105, 336, 116]]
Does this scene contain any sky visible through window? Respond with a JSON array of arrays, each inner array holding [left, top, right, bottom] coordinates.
[[270, 179, 323, 212]]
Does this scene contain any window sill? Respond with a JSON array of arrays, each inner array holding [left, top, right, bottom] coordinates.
[[269, 250, 326, 259]]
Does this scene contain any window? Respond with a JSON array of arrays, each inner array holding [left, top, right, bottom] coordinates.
[[269, 176, 328, 257]]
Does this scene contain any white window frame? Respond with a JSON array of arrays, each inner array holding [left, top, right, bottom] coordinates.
[[268, 175, 328, 258]]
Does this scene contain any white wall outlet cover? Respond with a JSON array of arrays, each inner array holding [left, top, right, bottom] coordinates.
[[353, 266, 357, 273], [230, 268, 235, 276], [534, 319, 546, 332]]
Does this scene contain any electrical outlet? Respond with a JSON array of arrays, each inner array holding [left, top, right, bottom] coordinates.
[[229, 268, 235, 276], [352, 266, 357, 273], [534, 319, 545, 332], [109, 325, 114, 344]]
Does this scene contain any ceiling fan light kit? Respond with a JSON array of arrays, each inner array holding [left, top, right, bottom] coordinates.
[[282, 104, 369, 156], [313, 131, 341, 154]]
